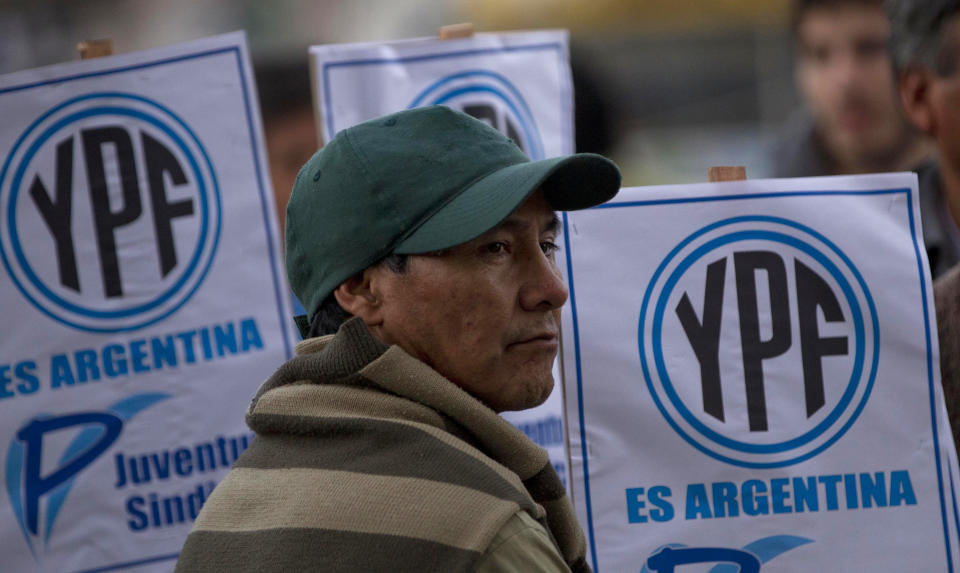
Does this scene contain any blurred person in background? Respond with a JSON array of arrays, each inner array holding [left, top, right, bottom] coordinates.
[[256, 59, 318, 237], [890, 0, 960, 279], [888, 0, 960, 448], [772, 0, 930, 178], [256, 59, 318, 318]]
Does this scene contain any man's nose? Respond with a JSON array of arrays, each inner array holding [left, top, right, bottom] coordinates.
[[832, 50, 862, 89], [519, 250, 569, 311]]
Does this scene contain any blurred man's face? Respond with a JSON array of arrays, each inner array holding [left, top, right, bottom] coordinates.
[[265, 106, 317, 235], [796, 4, 909, 171], [927, 18, 960, 172]]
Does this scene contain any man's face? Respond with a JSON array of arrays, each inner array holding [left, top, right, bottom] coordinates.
[[369, 190, 567, 412], [265, 106, 318, 235], [796, 4, 908, 168], [927, 18, 960, 172]]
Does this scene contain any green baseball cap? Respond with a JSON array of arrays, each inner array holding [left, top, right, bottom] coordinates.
[[285, 105, 621, 324]]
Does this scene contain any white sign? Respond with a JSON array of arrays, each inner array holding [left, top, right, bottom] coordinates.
[[560, 174, 960, 571], [310, 29, 575, 483], [0, 32, 294, 572]]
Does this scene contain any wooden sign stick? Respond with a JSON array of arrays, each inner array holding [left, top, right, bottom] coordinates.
[[77, 39, 114, 60], [708, 166, 747, 182], [438, 23, 474, 40]]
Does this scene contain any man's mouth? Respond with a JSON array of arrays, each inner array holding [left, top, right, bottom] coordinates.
[[836, 105, 877, 132], [508, 332, 559, 349]]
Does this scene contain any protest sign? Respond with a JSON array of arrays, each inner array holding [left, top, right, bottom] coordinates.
[[560, 173, 960, 571], [0, 32, 294, 572], [310, 29, 575, 482]]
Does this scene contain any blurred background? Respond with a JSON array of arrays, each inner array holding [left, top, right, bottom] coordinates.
[[0, 0, 796, 188]]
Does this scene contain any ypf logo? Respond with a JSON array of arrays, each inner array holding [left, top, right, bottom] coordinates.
[[0, 92, 222, 333], [409, 70, 545, 159], [639, 216, 879, 468]]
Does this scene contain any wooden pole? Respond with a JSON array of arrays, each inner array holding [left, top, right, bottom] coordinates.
[[77, 39, 114, 60], [708, 166, 747, 182], [438, 23, 474, 40]]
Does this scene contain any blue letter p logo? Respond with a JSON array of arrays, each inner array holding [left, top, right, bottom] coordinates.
[[17, 413, 123, 536], [5, 392, 170, 557], [647, 547, 760, 573]]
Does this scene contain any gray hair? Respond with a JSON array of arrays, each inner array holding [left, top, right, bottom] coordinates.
[[886, 0, 960, 75]]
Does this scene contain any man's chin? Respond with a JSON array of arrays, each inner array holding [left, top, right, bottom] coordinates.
[[520, 375, 556, 411], [833, 121, 904, 154], [495, 375, 555, 413]]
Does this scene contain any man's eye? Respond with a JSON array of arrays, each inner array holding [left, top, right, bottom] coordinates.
[[855, 38, 887, 59], [485, 241, 508, 254], [540, 241, 559, 256], [802, 45, 830, 65]]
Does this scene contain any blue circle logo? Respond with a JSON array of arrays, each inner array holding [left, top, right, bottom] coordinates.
[[0, 92, 222, 333], [409, 70, 545, 159], [637, 216, 879, 468]]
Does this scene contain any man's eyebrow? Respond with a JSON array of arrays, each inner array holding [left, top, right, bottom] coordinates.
[[545, 213, 561, 234], [497, 213, 561, 233]]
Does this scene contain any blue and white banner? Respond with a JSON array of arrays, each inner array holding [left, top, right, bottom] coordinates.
[[310, 29, 574, 483], [0, 32, 294, 572], [560, 173, 960, 571]]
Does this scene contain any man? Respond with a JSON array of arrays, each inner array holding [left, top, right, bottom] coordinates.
[[890, 0, 960, 278], [174, 106, 621, 572], [256, 60, 318, 318], [255, 60, 318, 238], [772, 0, 930, 178], [887, 0, 960, 446]]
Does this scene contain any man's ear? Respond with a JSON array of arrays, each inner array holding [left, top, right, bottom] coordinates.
[[333, 269, 383, 327], [900, 68, 937, 137]]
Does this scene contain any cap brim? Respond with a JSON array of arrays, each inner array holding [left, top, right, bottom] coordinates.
[[393, 153, 620, 254]]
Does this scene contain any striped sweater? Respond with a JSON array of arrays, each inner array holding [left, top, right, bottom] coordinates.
[[175, 317, 588, 572]]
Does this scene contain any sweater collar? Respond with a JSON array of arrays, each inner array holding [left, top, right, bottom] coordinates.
[[249, 317, 388, 411]]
